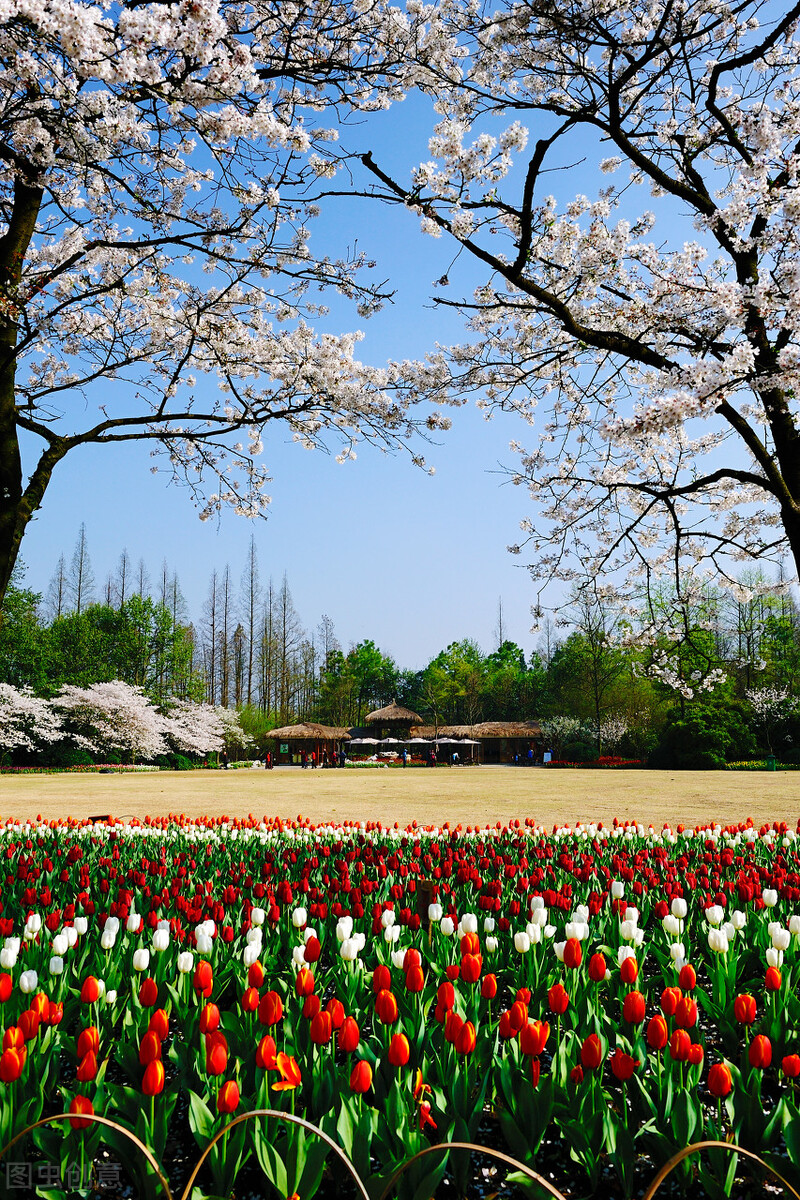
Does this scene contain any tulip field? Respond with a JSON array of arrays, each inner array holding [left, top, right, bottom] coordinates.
[[0, 814, 799, 1199]]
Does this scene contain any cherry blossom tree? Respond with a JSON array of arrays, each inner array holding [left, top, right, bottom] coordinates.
[[0, 0, 441, 607], [348, 0, 800, 610], [162, 699, 243, 757], [54, 681, 167, 762], [745, 684, 796, 751], [0, 682, 62, 755]]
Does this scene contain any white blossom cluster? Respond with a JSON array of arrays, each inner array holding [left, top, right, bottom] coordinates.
[[0, 679, 243, 760]]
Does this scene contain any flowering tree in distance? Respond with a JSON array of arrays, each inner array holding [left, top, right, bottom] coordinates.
[[55, 681, 168, 763], [349, 0, 800, 609], [0, 683, 62, 756], [0, 0, 439, 607]]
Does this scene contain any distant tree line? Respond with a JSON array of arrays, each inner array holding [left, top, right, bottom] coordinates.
[[3, 528, 800, 768]]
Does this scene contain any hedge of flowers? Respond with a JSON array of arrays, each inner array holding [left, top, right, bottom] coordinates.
[[0, 814, 799, 1198]]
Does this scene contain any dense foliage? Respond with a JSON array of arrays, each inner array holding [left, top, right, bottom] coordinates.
[[0, 816, 798, 1199]]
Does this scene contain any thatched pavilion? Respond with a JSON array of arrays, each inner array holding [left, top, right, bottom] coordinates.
[[364, 700, 423, 738], [266, 723, 350, 766]]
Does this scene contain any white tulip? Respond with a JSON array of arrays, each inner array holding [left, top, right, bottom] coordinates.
[[705, 905, 724, 926], [669, 942, 686, 962], [485, 936, 498, 953], [526, 922, 542, 944], [96, 979, 106, 998], [245, 928, 262, 946], [25, 913, 42, 937], [763, 889, 778, 907], [440, 917, 455, 936], [100, 930, 116, 951], [242, 944, 259, 967], [384, 925, 400, 944], [177, 951, 194, 973], [623, 907, 639, 925], [529, 908, 548, 928], [731, 910, 747, 930], [620, 919, 638, 942], [530, 896, 545, 911], [340, 938, 359, 961], [51, 933, 69, 957], [126, 914, 142, 933], [65, 927, 78, 948], [722, 922, 735, 942], [196, 933, 213, 955], [553, 940, 565, 961], [789, 915, 800, 937], [708, 928, 729, 954], [303, 928, 317, 943], [772, 927, 791, 951], [671, 897, 688, 919], [74, 918, 88, 935], [292, 907, 307, 928], [573, 904, 590, 923], [105, 989, 117, 1005], [611, 880, 625, 899], [380, 910, 395, 929], [461, 913, 478, 934], [514, 931, 531, 953], [250, 906, 265, 926], [104, 916, 120, 934], [662, 914, 682, 936], [152, 929, 169, 952], [617, 946, 636, 966], [483, 917, 495, 933], [544, 924, 557, 939], [133, 948, 150, 972], [0, 948, 18, 970], [19, 969, 38, 993], [767, 947, 784, 968], [49, 956, 64, 975], [428, 903, 443, 922], [292, 946, 305, 966]]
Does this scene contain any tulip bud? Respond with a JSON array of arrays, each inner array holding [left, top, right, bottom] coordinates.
[[349, 1060, 372, 1093], [217, 1080, 240, 1114], [707, 1063, 732, 1097]]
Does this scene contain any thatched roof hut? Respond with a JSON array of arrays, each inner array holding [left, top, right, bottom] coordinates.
[[268, 723, 351, 740], [410, 720, 542, 763], [365, 700, 423, 725]]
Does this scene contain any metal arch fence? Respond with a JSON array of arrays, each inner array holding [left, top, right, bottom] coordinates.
[[0, 1109, 798, 1200]]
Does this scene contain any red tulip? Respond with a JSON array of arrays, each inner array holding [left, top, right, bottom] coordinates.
[[498, 1010, 516, 1038], [675, 997, 698, 1029], [30, 993, 50, 1022], [46, 1002, 63, 1027], [303, 936, 321, 963], [403, 948, 422, 971], [588, 953, 607, 982], [688, 1043, 704, 1066], [375, 990, 398, 1024], [580, 1034, 604, 1070], [3, 1027, 23, 1052], [481, 974, 497, 999], [766, 967, 782, 992], [563, 938, 582, 969], [18, 1010, 39, 1041], [248, 960, 265, 988], [0, 1048, 23, 1082], [547, 984, 569, 1016], [461, 953, 482, 984], [349, 1060, 372, 1093], [77, 1027, 99, 1058], [455, 1020, 476, 1056], [610, 1048, 639, 1082], [646, 1015, 669, 1051], [669, 1030, 691, 1062], [437, 981, 455, 1010], [620, 957, 638, 985], [444, 1011, 464, 1045], [271, 1052, 301, 1091], [419, 1100, 437, 1131], [0, 974, 12, 1003], [76, 1051, 98, 1082], [258, 991, 283, 1027], [749, 1034, 772, 1070], [782, 1054, 800, 1079], [295, 968, 315, 997], [622, 991, 645, 1025], [206, 1038, 228, 1075], [708, 1062, 732, 1097], [734, 994, 757, 1025], [678, 964, 697, 991], [139, 1031, 162, 1066], [80, 976, 100, 1004], [325, 998, 345, 1030], [139, 977, 158, 1008], [405, 965, 425, 993], [148, 1009, 169, 1041], [388, 1033, 411, 1066], [256, 1034, 277, 1069], [460, 932, 480, 956], [193, 961, 213, 997], [199, 1002, 221, 1034], [310, 1011, 333, 1045], [217, 1080, 240, 1113], [241, 986, 259, 1014], [142, 1059, 165, 1095], [372, 965, 391, 993], [661, 986, 682, 1017], [520, 1020, 549, 1057], [69, 1095, 94, 1130], [338, 1016, 360, 1054]]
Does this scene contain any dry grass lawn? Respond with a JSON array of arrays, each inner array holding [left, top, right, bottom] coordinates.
[[0, 765, 798, 830]]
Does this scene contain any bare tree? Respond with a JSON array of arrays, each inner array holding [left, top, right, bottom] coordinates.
[[67, 523, 95, 616], [240, 537, 262, 707], [44, 553, 67, 622]]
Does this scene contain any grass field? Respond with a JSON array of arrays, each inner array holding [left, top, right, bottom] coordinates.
[[0, 764, 798, 828]]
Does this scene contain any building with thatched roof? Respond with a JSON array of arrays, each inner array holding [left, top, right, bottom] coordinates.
[[411, 721, 542, 764], [266, 723, 350, 766], [365, 700, 424, 726]]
